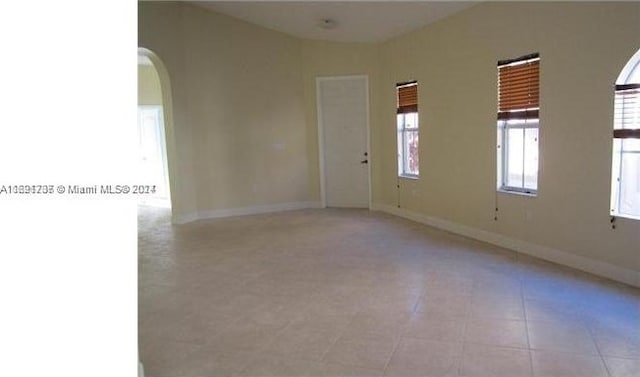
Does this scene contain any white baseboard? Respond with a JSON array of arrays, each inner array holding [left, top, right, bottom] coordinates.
[[173, 212, 199, 224], [371, 203, 640, 288], [174, 201, 323, 224]]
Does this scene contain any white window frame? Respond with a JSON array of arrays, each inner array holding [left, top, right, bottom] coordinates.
[[497, 118, 539, 195], [610, 49, 640, 220], [610, 138, 640, 220], [397, 112, 419, 178], [497, 54, 540, 196]]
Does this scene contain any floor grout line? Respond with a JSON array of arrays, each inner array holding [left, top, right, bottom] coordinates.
[[380, 332, 403, 376], [520, 279, 536, 377], [456, 287, 473, 377], [586, 321, 614, 377]]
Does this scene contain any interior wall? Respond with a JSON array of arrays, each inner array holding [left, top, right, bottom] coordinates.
[[137, 64, 162, 106], [138, 2, 310, 218], [376, 1, 640, 272]]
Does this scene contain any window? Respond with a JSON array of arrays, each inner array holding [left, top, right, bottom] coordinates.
[[397, 81, 419, 177], [497, 53, 540, 194], [611, 49, 640, 219]]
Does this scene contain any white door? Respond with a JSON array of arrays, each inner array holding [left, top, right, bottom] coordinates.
[[318, 76, 370, 208], [137, 106, 170, 207]]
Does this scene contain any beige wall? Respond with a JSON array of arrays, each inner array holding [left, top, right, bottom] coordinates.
[[138, 64, 162, 105], [139, 1, 640, 275], [377, 2, 640, 271], [139, 2, 309, 218]]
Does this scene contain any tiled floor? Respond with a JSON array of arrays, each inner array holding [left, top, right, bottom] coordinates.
[[139, 207, 640, 377]]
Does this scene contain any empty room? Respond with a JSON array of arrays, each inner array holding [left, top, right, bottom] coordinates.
[[138, 1, 640, 376]]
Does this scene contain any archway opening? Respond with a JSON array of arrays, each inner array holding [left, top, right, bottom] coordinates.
[[137, 49, 174, 211]]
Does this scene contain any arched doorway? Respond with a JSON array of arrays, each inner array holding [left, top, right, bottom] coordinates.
[[137, 48, 176, 213]]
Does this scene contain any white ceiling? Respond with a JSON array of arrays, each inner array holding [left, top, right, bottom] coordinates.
[[190, 1, 477, 43]]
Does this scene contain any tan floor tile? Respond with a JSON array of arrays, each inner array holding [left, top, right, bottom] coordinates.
[[590, 323, 640, 358], [236, 355, 324, 377], [304, 295, 364, 317], [404, 314, 465, 342], [208, 319, 283, 353], [361, 294, 421, 316], [289, 311, 356, 333], [242, 278, 321, 298], [265, 323, 343, 362], [316, 362, 385, 377], [415, 293, 471, 318], [522, 276, 591, 303], [138, 207, 640, 377], [142, 340, 253, 377], [140, 340, 199, 377], [460, 344, 532, 377], [239, 299, 308, 329], [423, 276, 474, 297], [179, 346, 255, 377], [322, 333, 399, 370], [527, 319, 599, 355], [464, 318, 528, 349], [524, 298, 587, 323], [386, 338, 462, 377], [139, 311, 219, 345], [345, 311, 412, 338], [605, 357, 640, 377], [531, 350, 608, 377], [472, 276, 523, 299], [469, 294, 525, 320]]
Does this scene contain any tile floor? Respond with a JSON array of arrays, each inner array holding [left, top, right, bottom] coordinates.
[[139, 207, 640, 377]]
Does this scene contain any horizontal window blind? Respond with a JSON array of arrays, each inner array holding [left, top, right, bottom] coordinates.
[[397, 82, 418, 114], [613, 83, 640, 139], [498, 54, 539, 120]]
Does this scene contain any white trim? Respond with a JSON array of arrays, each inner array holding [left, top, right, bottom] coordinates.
[[316, 75, 371, 209], [175, 201, 323, 224], [315, 79, 327, 208], [615, 213, 640, 221], [616, 48, 640, 84], [174, 212, 199, 225], [365, 77, 373, 210], [371, 203, 640, 288]]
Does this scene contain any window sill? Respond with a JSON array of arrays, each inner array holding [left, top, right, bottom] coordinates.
[[611, 213, 640, 221], [399, 175, 419, 180], [497, 188, 537, 197]]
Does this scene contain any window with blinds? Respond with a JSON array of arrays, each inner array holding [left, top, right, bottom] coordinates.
[[498, 53, 540, 120], [397, 81, 419, 177], [613, 83, 640, 138], [397, 82, 418, 114], [610, 49, 640, 219], [497, 53, 540, 194]]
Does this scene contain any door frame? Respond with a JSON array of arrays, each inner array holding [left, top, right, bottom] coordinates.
[[316, 75, 372, 209]]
